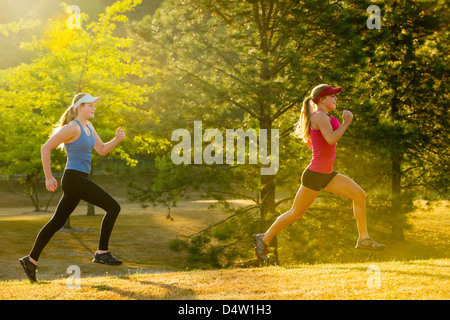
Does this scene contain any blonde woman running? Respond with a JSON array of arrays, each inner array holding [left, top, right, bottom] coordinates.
[[253, 84, 385, 262], [19, 93, 125, 282]]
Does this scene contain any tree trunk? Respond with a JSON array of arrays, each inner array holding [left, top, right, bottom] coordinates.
[[260, 115, 278, 264], [391, 147, 404, 240], [260, 175, 275, 218], [390, 95, 404, 240], [256, 1, 278, 263], [8, 174, 14, 192], [258, 99, 275, 220]]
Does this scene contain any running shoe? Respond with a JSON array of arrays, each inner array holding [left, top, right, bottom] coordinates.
[[355, 237, 386, 251], [253, 234, 269, 262], [93, 252, 122, 266], [19, 256, 38, 283]]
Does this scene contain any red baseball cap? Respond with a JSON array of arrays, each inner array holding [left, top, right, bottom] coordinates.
[[313, 85, 342, 104]]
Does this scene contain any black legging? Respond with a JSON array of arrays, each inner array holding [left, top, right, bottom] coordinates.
[[29, 169, 121, 261]]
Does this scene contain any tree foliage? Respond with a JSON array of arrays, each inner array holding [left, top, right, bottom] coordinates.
[[0, 0, 157, 211], [0, 0, 447, 266], [128, 0, 448, 267]]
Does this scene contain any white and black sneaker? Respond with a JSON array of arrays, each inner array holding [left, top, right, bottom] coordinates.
[[93, 252, 122, 266]]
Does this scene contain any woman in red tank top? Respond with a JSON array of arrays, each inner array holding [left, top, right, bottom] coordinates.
[[253, 84, 385, 262]]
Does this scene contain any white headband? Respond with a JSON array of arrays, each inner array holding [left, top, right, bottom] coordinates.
[[73, 94, 101, 110]]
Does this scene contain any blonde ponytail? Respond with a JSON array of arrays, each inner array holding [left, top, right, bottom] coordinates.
[[294, 97, 314, 143], [294, 84, 330, 144], [52, 93, 88, 149], [53, 93, 88, 134]]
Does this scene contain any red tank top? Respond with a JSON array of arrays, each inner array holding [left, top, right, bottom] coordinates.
[[307, 113, 340, 174]]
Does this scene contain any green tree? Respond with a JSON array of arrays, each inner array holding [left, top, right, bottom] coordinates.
[[351, 0, 449, 239], [128, 0, 449, 267], [0, 0, 157, 216], [129, 0, 377, 266]]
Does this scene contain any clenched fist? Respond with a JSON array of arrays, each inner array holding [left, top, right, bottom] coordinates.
[[115, 128, 125, 142], [342, 110, 353, 124]]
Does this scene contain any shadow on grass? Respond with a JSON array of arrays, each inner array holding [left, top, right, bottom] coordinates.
[[328, 259, 450, 281], [90, 276, 196, 300]]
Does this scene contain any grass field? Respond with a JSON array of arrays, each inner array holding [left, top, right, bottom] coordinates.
[[0, 177, 448, 300], [1, 259, 448, 300]]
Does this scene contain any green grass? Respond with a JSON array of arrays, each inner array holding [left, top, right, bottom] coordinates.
[[0, 193, 448, 299], [0, 199, 231, 281], [1, 259, 448, 299]]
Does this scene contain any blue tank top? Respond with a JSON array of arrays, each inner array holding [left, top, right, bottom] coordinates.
[[64, 120, 95, 174]]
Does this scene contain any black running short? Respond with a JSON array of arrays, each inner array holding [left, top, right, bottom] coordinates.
[[301, 168, 338, 191]]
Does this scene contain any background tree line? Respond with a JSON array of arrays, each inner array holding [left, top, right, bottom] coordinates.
[[0, 0, 448, 267]]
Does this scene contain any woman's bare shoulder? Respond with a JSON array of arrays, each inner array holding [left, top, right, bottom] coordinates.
[[310, 111, 330, 129], [62, 121, 81, 132]]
